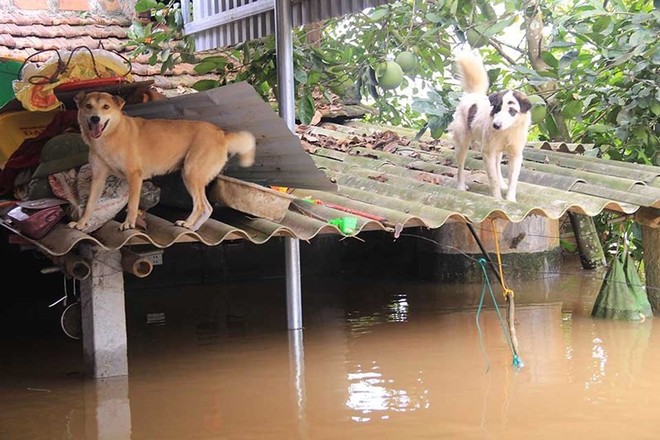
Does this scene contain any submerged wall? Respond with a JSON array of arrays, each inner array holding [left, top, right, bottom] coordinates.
[[416, 215, 562, 283]]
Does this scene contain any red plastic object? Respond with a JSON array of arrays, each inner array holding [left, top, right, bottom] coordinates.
[[54, 77, 126, 91]]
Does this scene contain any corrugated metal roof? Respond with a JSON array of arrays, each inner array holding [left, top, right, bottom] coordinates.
[[298, 123, 659, 224], [183, 0, 394, 50], [2, 87, 659, 258]]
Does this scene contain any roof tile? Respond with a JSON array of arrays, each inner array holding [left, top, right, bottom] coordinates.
[[0, 10, 220, 92]]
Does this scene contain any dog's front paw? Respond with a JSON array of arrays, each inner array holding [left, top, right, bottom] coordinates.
[[67, 220, 87, 230], [118, 221, 136, 231], [505, 194, 517, 203], [457, 182, 469, 191], [174, 220, 194, 230]]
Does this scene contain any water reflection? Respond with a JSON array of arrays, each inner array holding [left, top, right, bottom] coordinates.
[[288, 330, 308, 439], [346, 366, 428, 421], [588, 336, 607, 388], [386, 293, 409, 323], [84, 377, 131, 440]]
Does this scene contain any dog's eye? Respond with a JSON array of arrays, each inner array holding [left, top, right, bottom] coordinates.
[[85, 104, 92, 109], [509, 108, 518, 116], [103, 104, 110, 110]]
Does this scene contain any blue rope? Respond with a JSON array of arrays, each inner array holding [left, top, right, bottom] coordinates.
[[476, 258, 524, 370], [475, 270, 491, 373]]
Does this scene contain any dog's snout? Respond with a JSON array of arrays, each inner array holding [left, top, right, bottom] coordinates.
[[492, 122, 502, 130], [90, 116, 101, 124]]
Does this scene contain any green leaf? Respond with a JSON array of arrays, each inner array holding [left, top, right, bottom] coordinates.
[[607, 52, 634, 68], [546, 113, 559, 138], [411, 99, 446, 117], [369, 8, 389, 22], [587, 124, 613, 133], [427, 116, 447, 139], [135, 0, 158, 13], [563, 100, 583, 119], [540, 51, 559, 69], [296, 93, 315, 125], [559, 50, 578, 70], [548, 41, 577, 48], [426, 12, 443, 23], [192, 80, 220, 92], [650, 101, 660, 117], [194, 61, 218, 74], [294, 68, 308, 85], [160, 55, 175, 74], [128, 23, 146, 40], [307, 71, 321, 85], [592, 16, 611, 33], [201, 56, 228, 67], [476, 15, 515, 38]]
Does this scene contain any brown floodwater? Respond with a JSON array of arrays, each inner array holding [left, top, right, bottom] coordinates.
[[1, 257, 658, 440]]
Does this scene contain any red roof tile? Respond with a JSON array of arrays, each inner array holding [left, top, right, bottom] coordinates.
[[0, 10, 220, 94]]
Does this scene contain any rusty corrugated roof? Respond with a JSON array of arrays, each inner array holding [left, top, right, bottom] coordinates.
[[2, 85, 659, 257]]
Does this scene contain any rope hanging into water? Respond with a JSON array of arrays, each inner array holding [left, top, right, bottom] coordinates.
[[475, 258, 522, 370], [466, 223, 523, 369], [490, 221, 522, 362]]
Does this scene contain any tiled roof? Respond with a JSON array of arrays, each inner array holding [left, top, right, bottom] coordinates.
[[0, 10, 219, 92]]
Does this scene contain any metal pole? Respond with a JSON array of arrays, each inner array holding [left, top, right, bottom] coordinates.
[[275, 0, 303, 330]]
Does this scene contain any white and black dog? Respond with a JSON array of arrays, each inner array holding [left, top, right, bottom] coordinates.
[[448, 51, 532, 202]]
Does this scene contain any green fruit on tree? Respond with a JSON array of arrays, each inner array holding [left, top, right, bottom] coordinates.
[[376, 61, 404, 90], [395, 51, 418, 73], [528, 95, 547, 124], [528, 95, 544, 106]]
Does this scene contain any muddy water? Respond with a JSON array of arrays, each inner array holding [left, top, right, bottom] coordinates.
[[1, 259, 659, 440]]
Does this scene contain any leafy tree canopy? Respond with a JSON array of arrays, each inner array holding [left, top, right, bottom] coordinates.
[[127, 0, 659, 165]]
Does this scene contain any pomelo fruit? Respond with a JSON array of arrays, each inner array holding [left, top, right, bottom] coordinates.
[[376, 61, 404, 90], [528, 95, 547, 124], [395, 51, 417, 73]]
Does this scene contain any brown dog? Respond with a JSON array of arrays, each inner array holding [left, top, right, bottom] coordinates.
[[68, 91, 256, 232]]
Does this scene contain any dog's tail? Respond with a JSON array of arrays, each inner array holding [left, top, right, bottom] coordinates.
[[226, 131, 257, 167], [455, 51, 489, 95]]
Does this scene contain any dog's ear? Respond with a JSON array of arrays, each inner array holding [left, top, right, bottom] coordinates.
[[488, 91, 504, 115], [112, 95, 126, 110], [73, 92, 86, 108], [514, 91, 532, 113]]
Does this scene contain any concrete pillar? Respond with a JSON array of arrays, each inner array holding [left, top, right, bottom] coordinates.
[[80, 244, 128, 378], [84, 376, 132, 439]]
